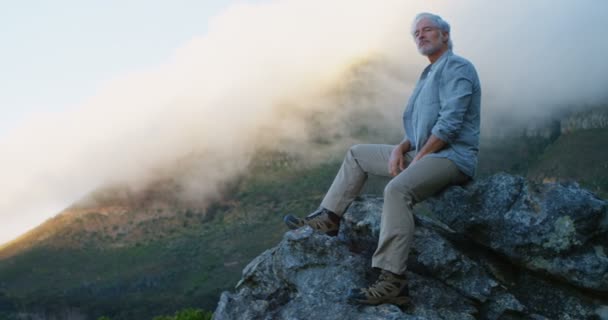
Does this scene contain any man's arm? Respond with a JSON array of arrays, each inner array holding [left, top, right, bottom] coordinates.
[[413, 62, 475, 164], [432, 63, 475, 144], [412, 134, 446, 164]]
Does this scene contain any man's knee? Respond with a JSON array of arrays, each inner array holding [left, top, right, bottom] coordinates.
[[348, 144, 363, 157], [384, 180, 415, 203], [343, 144, 365, 166]]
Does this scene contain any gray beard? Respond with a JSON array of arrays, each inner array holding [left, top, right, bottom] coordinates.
[[418, 44, 441, 56]]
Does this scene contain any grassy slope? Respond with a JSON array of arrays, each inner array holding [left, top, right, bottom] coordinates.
[[476, 134, 555, 178], [1, 128, 607, 319], [477, 128, 608, 199], [527, 128, 608, 198], [0, 159, 342, 320]]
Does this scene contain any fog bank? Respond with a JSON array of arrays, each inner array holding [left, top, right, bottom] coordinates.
[[1, 0, 607, 245]]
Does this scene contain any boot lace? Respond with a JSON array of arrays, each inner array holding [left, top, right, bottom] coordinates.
[[365, 272, 400, 298]]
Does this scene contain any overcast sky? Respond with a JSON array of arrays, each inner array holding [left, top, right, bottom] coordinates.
[[1, 0, 607, 246], [0, 0, 248, 136]]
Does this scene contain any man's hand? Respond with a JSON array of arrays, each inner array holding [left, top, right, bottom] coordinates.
[[413, 134, 447, 164], [389, 140, 411, 177]]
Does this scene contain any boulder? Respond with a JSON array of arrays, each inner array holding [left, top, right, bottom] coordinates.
[[214, 174, 608, 320], [428, 173, 608, 291]]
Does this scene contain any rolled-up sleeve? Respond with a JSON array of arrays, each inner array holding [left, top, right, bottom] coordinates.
[[431, 65, 474, 144]]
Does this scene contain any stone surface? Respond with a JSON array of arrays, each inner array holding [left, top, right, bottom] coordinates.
[[428, 173, 608, 291], [214, 174, 608, 320]]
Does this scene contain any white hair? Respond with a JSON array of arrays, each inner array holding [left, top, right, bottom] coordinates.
[[411, 12, 453, 50]]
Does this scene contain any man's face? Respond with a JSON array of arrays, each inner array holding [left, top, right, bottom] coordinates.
[[413, 18, 447, 56]]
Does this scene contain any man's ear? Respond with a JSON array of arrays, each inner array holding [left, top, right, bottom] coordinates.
[[442, 32, 450, 45]]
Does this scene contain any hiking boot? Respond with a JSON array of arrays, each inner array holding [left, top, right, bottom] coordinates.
[[283, 208, 341, 236], [347, 269, 412, 310]]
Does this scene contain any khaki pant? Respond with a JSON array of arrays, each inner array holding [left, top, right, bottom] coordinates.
[[321, 144, 468, 275]]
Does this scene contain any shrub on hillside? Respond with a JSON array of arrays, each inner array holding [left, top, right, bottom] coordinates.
[[96, 308, 212, 320], [152, 308, 213, 320]]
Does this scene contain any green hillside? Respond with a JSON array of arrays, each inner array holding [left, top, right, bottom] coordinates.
[[1, 126, 607, 320], [528, 128, 608, 197], [477, 127, 608, 198], [477, 134, 555, 177], [0, 156, 344, 320]]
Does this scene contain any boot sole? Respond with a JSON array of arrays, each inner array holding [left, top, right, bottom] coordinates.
[[283, 215, 339, 236], [283, 215, 302, 230]]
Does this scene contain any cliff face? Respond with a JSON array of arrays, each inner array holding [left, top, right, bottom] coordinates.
[[213, 173, 608, 320]]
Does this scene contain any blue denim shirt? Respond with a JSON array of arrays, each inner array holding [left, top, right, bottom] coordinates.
[[403, 50, 481, 177]]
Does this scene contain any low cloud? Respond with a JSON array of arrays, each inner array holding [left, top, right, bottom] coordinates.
[[1, 0, 607, 244]]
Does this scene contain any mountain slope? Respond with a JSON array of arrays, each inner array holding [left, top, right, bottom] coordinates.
[[0, 155, 344, 319], [1, 120, 607, 319], [528, 128, 608, 197]]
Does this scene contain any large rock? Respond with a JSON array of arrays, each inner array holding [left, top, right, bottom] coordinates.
[[214, 174, 608, 320], [428, 173, 608, 291]]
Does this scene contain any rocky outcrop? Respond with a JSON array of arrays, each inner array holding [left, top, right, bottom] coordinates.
[[561, 107, 608, 134], [428, 174, 608, 292], [213, 173, 608, 320]]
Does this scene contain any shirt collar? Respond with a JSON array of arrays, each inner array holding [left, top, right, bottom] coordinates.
[[427, 49, 452, 72]]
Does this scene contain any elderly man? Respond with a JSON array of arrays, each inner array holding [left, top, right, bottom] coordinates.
[[284, 12, 481, 307]]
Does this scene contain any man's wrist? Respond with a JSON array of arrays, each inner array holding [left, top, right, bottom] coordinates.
[[399, 141, 411, 153]]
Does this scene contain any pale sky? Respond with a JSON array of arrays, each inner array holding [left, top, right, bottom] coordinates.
[[0, 0, 250, 136], [0, 0, 263, 244]]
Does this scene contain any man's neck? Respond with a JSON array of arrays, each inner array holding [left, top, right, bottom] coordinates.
[[427, 47, 449, 64]]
